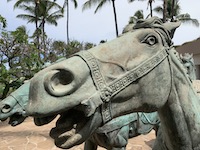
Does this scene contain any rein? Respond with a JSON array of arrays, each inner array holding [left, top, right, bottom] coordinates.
[[75, 47, 169, 123]]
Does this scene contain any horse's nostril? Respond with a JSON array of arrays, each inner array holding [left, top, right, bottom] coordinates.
[[44, 69, 76, 97], [52, 70, 74, 86], [1, 104, 11, 113]]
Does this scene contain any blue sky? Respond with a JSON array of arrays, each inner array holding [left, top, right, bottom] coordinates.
[[0, 0, 200, 45]]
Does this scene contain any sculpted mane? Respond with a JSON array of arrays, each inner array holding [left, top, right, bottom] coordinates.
[[132, 17, 174, 46]]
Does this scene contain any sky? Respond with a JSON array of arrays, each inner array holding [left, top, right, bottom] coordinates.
[[0, 0, 200, 46]]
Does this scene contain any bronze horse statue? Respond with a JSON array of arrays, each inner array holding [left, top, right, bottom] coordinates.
[[3, 17, 200, 149], [0, 73, 159, 150], [0, 82, 29, 126], [25, 17, 200, 150]]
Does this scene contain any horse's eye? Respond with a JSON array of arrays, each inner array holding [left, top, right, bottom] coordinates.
[[144, 36, 157, 45]]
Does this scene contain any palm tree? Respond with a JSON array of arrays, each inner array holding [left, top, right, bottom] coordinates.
[[163, 0, 167, 22], [37, 0, 63, 50], [171, 0, 175, 22], [7, 0, 41, 49], [82, 0, 119, 37], [147, 0, 154, 17], [11, 25, 29, 44], [13, 1, 63, 50], [7, 0, 64, 50], [62, 0, 78, 44], [122, 10, 144, 33], [154, 0, 199, 27], [128, 0, 154, 17]]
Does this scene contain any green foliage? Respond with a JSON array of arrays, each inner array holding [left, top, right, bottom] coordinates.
[[0, 63, 24, 98], [0, 64, 9, 83], [66, 40, 83, 57], [176, 13, 199, 27], [0, 26, 43, 98], [82, 0, 107, 14], [84, 42, 96, 50], [8, 0, 64, 50], [0, 15, 7, 28], [0, 1, 94, 98], [11, 26, 29, 44], [153, 0, 199, 27], [128, 10, 144, 24]]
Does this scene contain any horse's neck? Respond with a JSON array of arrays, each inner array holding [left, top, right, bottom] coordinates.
[[158, 54, 200, 150]]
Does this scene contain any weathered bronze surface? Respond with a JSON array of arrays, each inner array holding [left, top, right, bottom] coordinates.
[[0, 77, 160, 150], [2, 16, 200, 150], [181, 53, 196, 80], [0, 81, 29, 126], [25, 17, 200, 150]]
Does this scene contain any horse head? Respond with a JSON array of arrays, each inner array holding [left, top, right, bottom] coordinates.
[[0, 81, 29, 126], [26, 17, 180, 149]]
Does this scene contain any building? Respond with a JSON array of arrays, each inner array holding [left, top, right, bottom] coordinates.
[[176, 38, 200, 79]]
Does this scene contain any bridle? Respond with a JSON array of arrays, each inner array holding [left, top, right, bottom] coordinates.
[[75, 46, 170, 123]]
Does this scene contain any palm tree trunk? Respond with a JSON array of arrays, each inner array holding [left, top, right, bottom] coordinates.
[[34, 0, 41, 61], [149, 1, 153, 17], [66, 0, 70, 44], [35, 0, 40, 50], [163, 0, 167, 23], [171, 0, 175, 22], [42, 19, 46, 52], [111, 0, 118, 37]]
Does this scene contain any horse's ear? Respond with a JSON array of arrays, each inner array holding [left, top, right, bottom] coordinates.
[[163, 21, 181, 39]]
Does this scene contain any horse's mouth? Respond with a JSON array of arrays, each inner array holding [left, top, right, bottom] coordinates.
[[34, 108, 100, 149]]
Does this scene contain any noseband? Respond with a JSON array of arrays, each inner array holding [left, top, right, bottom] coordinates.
[[75, 47, 169, 123]]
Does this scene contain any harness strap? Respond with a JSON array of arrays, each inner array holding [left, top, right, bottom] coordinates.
[[140, 112, 160, 125], [96, 112, 137, 133], [74, 51, 108, 99], [106, 48, 168, 97], [74, 51, 112, 123], [10, 94, 25, 109], [75, 48, 169, 123]]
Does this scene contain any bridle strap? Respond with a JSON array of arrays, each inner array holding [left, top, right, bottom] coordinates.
[[73, 51, 108, 97], [75, 48, 169, 123], [74, 51, 112, 123], [106, 48, 168, 97]]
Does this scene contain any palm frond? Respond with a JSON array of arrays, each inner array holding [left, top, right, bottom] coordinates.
[[153, 6, 163, 15], [14, 0, 34, 9], [82, 0, 101, 11], [176, 13, 199, 27], [17, 4, 35, 14], [133, 10, 144, 19], [71, 0, 78, 8], [0, 15, 7, 28], [16, 14, 36, 23], [46, 1, 62, 13], [94, 0, 108, 14], [128, 0, 146, 2]]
